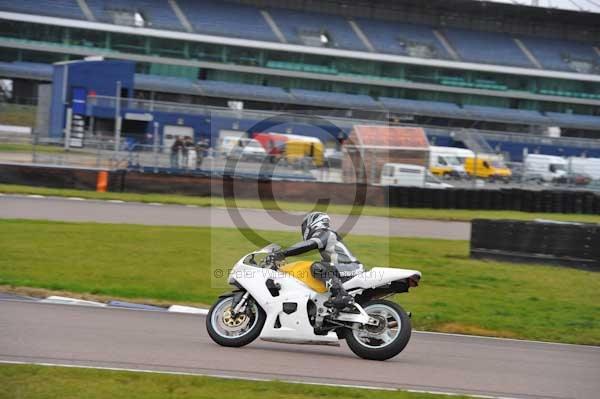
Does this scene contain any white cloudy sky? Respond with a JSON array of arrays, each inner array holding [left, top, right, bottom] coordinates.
[[479, 0, 600, 13]]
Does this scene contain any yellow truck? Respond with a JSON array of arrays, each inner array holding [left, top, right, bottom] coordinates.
[[429, 165, 455, 178], [464, 156, 512, 181], [284, 140, 324, 167]]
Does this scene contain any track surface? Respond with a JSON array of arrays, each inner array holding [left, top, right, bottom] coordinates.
[[0, 195, 469, 239], [1, 301, 598, 399]]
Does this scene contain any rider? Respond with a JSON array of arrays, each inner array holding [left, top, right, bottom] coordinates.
[[275, 212, 364, 309]]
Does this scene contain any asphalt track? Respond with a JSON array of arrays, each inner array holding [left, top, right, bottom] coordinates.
[[0, 194, 470, 239], [1, 300, 599, 399]]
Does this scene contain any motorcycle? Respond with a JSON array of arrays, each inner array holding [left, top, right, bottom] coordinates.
[[206, 244, 421, 360]]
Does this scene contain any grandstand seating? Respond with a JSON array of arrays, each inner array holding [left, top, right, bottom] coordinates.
[[463, 105, 549, 125], [177, 0, 276, 42], [355, 18, 449, 59], [198, 80, 291, 102], [289, 89, 380, 110], [443, 28, 532, 68], [86, 0, 184, 31], [266, 60, 338, 75], [1, 0, 599, 75], [378, 97, 467, 119], [1, 61, 599, 132], [546, 112, 600, 130], [519, 36, 599, 72], [0, 0, 85, 20], [135, 74, 200, 94], [267, 8, 365, 51]]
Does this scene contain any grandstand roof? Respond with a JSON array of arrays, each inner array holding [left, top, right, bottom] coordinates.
[[241, 0, 600, 35], [481, 0, 600, 14]]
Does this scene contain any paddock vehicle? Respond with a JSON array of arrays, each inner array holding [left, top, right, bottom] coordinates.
[[380, 163, 453, 189], [222, 137, 266, 161], [464, 156, 512, 181], [253, 132, 324, 167], [567, 157, 600, 181], [429, 146, 469, 179], [206, 244, 421, 360], [284, 139, 324, 167], [523, 154, 567, 182]]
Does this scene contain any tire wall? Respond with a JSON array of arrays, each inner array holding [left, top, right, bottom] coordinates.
[[0, 164, 599, 214], [470, 219, 600, 269]]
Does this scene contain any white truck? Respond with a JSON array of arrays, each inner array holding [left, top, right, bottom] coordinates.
[[429, 146, 470, 178], [568, 157, 600, 180], [380, 163, 453, 189], [220, 136, 266, 161], [523, 154, 567, 182]]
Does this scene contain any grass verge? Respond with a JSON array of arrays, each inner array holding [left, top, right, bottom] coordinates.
[[0, 143, 68, 154], [1, 183, 599, 223], [0, 364, 468, 399], [0, 103, 36, 126], [0, 219, 598, 345]]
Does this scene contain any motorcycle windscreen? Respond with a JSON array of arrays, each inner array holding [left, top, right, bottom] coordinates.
[[280, 261, 327, 293]]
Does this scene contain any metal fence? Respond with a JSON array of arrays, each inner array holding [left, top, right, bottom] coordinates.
[[5, 135, 593, 192], [1, 101, 599, 192]]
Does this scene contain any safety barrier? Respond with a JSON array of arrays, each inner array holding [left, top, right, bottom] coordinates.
[[1, 163, 599, 214], [385, 187, 600, 215], [470, 219, 600, 270]]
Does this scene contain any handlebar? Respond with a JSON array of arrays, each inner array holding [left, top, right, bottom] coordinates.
[[264, 254, 284, 270]]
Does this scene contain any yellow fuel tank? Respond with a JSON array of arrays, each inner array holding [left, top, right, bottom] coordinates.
[[280, 261, 327, 293]]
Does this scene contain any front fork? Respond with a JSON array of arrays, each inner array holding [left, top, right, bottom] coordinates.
[[230, 291, 249, 315]]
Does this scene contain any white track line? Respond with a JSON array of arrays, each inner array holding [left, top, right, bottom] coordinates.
[[40, 296, 105, 307], [168, 305, 208, 315], [26, 194, 45, 198], [66, 197, 85, 201], [0, 360, 525, 398]]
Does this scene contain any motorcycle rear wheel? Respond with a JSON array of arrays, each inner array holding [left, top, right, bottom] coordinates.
[[345, 299, 411, 361], [206, 294, 266, 347]]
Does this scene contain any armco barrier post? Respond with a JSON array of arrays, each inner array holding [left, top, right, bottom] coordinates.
[[96, 171, 108, 192]]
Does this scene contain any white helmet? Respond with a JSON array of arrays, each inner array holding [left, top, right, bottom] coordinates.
[[301, 212, 330, 240]]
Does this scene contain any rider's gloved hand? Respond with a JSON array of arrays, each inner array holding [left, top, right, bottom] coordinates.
[[265, 250, 285, 266], [271, 250, 286, 262]]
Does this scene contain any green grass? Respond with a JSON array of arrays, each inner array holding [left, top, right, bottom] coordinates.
[[0, 219, 598, 345], [0, 143, 67, 153], [0, 364, 464, 399], [0, 103, 36, 126], [1, 183, 599, 223]]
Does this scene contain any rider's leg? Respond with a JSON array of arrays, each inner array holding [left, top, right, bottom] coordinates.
[[310, 262, 352, 309]]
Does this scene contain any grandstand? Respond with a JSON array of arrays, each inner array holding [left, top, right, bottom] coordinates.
[[0, 0, 599, 147]]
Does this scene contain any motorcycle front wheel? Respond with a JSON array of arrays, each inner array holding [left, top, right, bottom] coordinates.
[[206, 294, 266, 347], [345, 299, 411, 361]]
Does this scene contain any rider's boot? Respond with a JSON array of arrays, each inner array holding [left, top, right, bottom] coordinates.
[[324, 277, 353, 309]]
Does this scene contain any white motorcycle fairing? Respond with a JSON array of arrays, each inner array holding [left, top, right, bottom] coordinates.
[[227, 247, 420, 346], [343, 267, 421, 291], [230, 261, 339, 345]]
